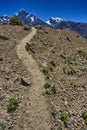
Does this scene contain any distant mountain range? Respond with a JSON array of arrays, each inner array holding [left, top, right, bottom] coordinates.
[[0, 15, 9, 23], [0, 9, 87, 38], [47, 17, 87, 38]]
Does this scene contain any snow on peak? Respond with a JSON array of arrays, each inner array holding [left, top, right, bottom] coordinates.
[[15, 12, 18, 16], [3, 14, 8, 17], [51, 17, 64, 22], [30, 16, 34, 22], [15, 9, 27, 16], [20, 8, 26, 12], [47, 17, 66, 27], [47, 20, 52, 25]]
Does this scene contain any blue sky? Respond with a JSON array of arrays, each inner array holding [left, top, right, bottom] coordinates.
[[0, 0, 87, 22]]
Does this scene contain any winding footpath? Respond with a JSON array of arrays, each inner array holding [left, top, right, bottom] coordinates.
[[16, 28, 51, 130]]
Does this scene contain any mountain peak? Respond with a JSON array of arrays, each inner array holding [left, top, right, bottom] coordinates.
[[47, 17, 65, 27], [51, 17, 64, 22], [14, 9, 50, 27], [19, 8, 26, 13], [15, 8, 27, 16]]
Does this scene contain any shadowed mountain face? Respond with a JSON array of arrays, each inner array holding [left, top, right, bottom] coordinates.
[[15, 9, 50, 27], [0, 9, 87, 38], [47, 18, 87, 38]]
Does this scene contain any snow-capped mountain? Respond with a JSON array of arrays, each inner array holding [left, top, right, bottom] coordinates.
[[0, 10, 87, 38], [0, 15, 9, 23], [47, 17, 65, 27], [15, 9, 50, 27], [47, 17, 87, 38]]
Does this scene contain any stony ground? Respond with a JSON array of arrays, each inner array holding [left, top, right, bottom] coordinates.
[[0, 24, 87, 130], [30, 28, 87, 130], [0, 24, 32, 130]]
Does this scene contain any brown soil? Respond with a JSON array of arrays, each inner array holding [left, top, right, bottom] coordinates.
[[0, 24, 87, 130], [16, 27, 51, 130], [30, 28, 87, 130]]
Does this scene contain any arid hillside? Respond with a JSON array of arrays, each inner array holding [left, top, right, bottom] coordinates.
[[0, 24, 32, 130], [0, 24, 87, 130], [30, 28, 87, 130]]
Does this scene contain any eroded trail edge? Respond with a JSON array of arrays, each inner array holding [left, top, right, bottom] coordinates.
[[16, 28, 51, 130]]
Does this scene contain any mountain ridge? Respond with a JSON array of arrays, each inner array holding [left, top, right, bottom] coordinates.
[[0, 9, 87, 38], [47, 17, 87, 38]]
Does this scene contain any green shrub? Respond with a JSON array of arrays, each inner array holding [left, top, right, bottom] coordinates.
[[77, 50, 87, 59], [51, 85, 56, 94], [63, 67, 76, 75], [51, 109, 57, 118], [0, 122, 6, 130], [60, 52, 67, 59], [82, 111, 87, 124], [58, 122, 62, 130], [44, 83, 51, 89], [7, 98, 18, 112], [25, 42, 35, 53], [60, 110, 69, 125], [9, 17, 23, 25], [42, 68, 49, 76], [49, 66, 53, 71], [65, 56, 75, 64], [50, 60, 56, 67]]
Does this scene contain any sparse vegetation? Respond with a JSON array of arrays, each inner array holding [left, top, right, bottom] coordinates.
[[82, 111, 87, 124], [77, 49, 87, 59], [0, 25, 87, 130], [65, 56, 75, 64], [60, 52, 66, 59], [0, 122, 6, 130], [25, 42, 35, 53], [50, 59, 56, 67], [44, 83, 51, 89], [42, 67, 49, 76], [51, 109, 57, 118], [51, 85, 56, 94], [60, 52, 75, 64], [7, 98, 19, 112], [31, 28, 87, 129], [0, 24, 31, 130], [58, 122, 63, 130], [63, 66, 76, 75], [9, 17, 23, 25], [60, 110, 69, 126]]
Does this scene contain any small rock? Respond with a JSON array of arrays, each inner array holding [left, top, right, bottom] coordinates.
[[24, 26, 31, 31], [0, 57, 3, 61], [66, 37, 71, 41], [0, 34, 9, 40], [21, 76, 31, 86]]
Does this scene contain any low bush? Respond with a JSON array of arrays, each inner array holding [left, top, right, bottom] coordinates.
[[9, 17, 23, 25], [60, 110, 69, 126], [0, 122, 6, 130], [7, 98, 18, 112]]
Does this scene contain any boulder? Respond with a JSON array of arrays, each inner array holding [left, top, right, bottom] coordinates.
[[21, 76, 31, 86]]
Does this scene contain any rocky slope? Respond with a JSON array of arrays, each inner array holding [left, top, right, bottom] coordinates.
[[0, 24, 32, 130], [30, 28, 87, 130], [47, 17, 87, 38]]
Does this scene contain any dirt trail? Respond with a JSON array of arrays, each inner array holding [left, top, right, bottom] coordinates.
[[16, 28, 51, 130]]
